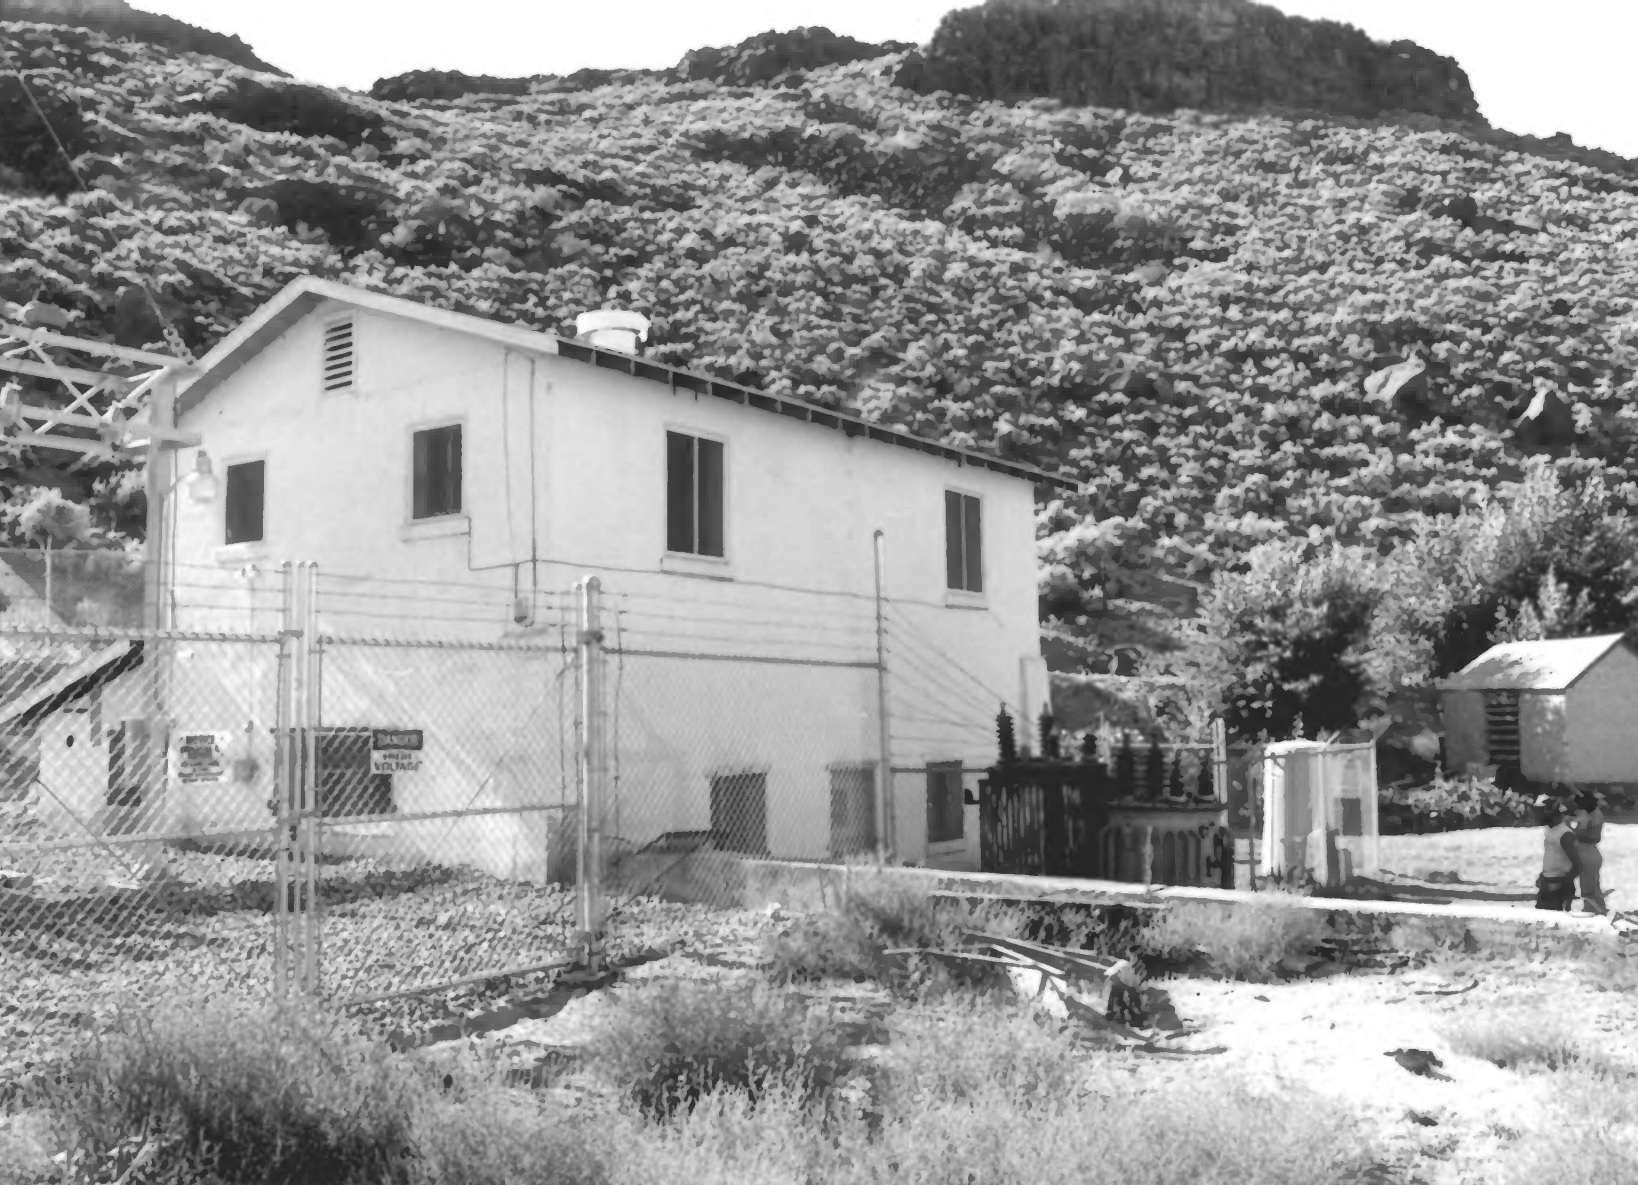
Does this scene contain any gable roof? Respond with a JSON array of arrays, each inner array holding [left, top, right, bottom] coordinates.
[[176, 277, 1079, 492], [0, 640, 141, 729], [1436, 633, 1632, 693]]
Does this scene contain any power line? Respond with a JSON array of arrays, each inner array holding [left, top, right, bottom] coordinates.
[[7, 70, 86, 193]]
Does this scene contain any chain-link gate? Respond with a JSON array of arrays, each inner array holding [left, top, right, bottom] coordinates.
[[271, 565, 584, 1006]]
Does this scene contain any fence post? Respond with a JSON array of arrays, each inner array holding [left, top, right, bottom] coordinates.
[[272, 562, 295, 1000], [576, 576, 605, 974], [872, 530, 895, 864], [299, 562, 321, 998]]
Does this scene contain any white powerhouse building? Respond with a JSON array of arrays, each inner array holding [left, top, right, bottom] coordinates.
[[37, 277, 1075, 876]]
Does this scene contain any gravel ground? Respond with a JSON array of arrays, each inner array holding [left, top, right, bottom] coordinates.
[[0, 841, 779, 1093]]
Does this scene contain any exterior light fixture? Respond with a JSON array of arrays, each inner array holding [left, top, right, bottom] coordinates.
[[187, 450, 219, 504]]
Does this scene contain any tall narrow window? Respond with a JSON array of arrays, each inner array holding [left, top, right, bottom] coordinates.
[[710, 770, 767, 855], [944, 491, 982, 593], [412, 425, 462, 519], [224, 460, 265, 545], [322, 317, 355, 392], [828, 765, 877, 858], [926, 761, 965, 844], [666, 430, 724, 557]]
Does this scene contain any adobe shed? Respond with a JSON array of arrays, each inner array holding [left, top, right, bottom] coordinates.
[[1436, 632, 1638, 784]]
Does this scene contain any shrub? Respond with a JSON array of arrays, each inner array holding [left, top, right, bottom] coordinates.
[[583, 978, 855, 1121], [765, 868, 1034, 995], [409, 1046, 608, 1185], [208, 78, 387, 147], [1384, 768, 1534, 826], [0, 75, 92, 198], [1138, 898, 1331, 982], [49, 992, 422, 1185]]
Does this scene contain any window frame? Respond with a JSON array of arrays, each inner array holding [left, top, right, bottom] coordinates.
[[944, 488, 984, 595], [223, 456, 267, 547], [409, 421, 464, 522], [664, 427, 728, 561]]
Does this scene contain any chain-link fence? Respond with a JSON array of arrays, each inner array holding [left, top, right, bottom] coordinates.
[[0, 561, 592, 1079], [1, 623, 286, 1088], [584, 579, 886, 923]]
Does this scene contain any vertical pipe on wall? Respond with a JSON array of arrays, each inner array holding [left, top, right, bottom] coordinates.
[[873, 530, 895, 864]]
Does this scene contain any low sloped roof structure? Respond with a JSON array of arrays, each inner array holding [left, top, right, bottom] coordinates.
[[1435, 633, 1631, 693]]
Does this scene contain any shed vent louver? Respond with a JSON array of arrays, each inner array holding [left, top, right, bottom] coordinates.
[[322, 317, 355, 391]]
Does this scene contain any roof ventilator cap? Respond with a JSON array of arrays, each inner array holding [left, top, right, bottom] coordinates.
[[575, 310, 650, 356]]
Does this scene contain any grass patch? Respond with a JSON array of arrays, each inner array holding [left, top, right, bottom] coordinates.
[[604, 991, 1386, 1185], [1495, 1064, 1638, 1185], [1137, 898, 1332, 982], [21, 968, 1399, 1185], [47, 993, 425, 1184], [582, 977, 865, 1121], [38, 991, 609, 1185], [1442, 1004, 1637, 1078]]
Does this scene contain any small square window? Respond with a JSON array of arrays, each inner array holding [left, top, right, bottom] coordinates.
[[666, 430, 724, 557], [225, 460, 265, 545], [944, 491, 982, 593], [413, 425, 462, 519]]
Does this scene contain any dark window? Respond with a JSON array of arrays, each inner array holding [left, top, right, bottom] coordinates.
[[828, 765, 877, 858], [944, 491, 982, 593], [323, 317, 355, 391], [225, 460, 265, 545], [666, 431, 724, 557], [926, 761, 965, 844], [1340, 797, 1363, 838], [413, 425, 462, 519], [710, 770, 767, 855], [309, 729, 394, 818]]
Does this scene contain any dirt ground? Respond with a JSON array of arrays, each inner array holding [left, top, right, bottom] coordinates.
[[1369, 824, 1634, 912], [419, 906, 1636, 1185]]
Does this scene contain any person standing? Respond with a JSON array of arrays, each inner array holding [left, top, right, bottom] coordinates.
[[1570, 789, 1607, 915], [1535, 796, 1581, 912]]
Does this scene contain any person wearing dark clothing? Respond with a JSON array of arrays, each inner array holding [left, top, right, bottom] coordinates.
[[1535, 796, 1581, 912], [1570, 790, 1607, 915]]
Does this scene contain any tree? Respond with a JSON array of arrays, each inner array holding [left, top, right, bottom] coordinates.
[[1173, 539, 1385, 743], [1377, 458, 1638, 682]]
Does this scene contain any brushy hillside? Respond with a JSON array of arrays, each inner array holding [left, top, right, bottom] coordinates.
[[2, 16, 1638, 665]]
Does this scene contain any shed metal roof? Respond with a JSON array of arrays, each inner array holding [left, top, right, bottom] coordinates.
[[175, 277, 1080, 492], [1435, 633, 1632, 693]]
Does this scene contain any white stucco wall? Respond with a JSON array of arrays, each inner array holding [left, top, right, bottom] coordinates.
[[164, 301, 1046, 874], [1565, 645, 1638, 783]]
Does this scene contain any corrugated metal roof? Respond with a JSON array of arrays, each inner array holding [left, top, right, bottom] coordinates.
[[1435, 633, 1631, 693]]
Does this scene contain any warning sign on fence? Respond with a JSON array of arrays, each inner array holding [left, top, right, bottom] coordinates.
[[370, 729, 423, 775], [174, 732, 226, 784]]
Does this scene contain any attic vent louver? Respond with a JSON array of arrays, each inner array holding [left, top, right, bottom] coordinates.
[[323, 317, 355, 391]]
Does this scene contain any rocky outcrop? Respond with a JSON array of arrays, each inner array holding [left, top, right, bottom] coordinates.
[[0, 0, 285, 74], [902, 0, 1482, 124], [369, 67, 667, 104], [675, 25, 914, 86]]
